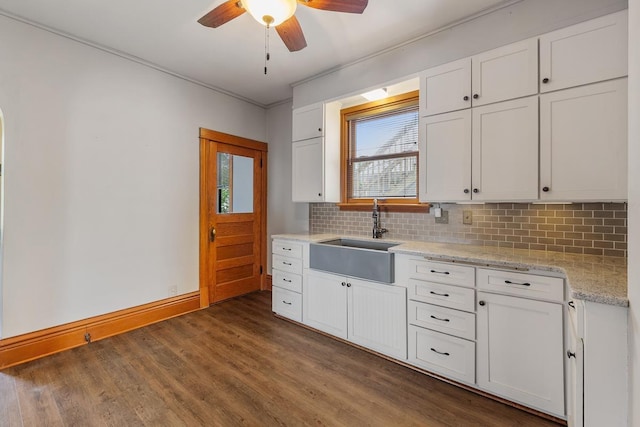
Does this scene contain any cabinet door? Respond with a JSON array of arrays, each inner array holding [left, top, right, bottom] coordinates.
[[303, 270, 347, 338], [292, 103, 324, 141], [347, 279, 407, 360], [292, 138, 324, 202], [540, 79, 627, 201], [567, 307, 584, 427], [420, 110, 471, 202], [471, 38, 538, 107], [477, 291, 564, 417], [419, 58, 471, 117], [471, 96, 538, 201], [539, 10, 627, 93]]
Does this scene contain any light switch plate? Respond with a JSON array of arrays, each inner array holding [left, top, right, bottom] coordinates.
[[463, 210, 473, 225]]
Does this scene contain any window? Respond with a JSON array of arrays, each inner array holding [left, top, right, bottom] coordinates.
[[340, 91, 427, 211]]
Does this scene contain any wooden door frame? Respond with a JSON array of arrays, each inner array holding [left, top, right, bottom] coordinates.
[[199, 128, 268, 308]]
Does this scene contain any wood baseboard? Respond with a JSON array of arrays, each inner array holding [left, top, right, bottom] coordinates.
[[0, 291, 201, 370], [265, 274, 272, 291]]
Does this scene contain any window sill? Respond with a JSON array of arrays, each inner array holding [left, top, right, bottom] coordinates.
[[337, 203, 430, 213]]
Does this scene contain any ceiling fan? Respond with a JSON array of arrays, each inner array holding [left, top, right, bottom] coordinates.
[[198, 0, 369, 52]]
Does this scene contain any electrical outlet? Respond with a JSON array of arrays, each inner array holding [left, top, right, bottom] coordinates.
[[435, 210, 449, 224], [463, 210, 473, 225], [169, 285, 178, 297]]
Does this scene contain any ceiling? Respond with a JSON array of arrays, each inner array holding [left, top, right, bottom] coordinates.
[[0, 0, 515, 107]]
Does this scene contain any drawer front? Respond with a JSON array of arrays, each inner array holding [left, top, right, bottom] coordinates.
[[477, 268, 564, 302], [273, 270, 302, 293], [408, 279, 475, 312], [272, 240, 303, 259], [272, 287, 302, 322], [407, 259, 475, 288], [408, 325, 475, 384], [272, 254, 303, 275], [408, 301, 476, 341]]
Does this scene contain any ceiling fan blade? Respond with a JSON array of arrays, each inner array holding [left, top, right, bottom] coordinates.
[[298, 0, 368, 14], [276, 16, 307, 52], [198, 0, 245, 28]]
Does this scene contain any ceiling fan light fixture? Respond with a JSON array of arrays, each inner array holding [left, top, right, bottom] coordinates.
[[242, 0, 297, 27]]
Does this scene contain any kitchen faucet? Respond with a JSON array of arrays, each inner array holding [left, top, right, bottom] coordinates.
[[372, 198, 388, 239]]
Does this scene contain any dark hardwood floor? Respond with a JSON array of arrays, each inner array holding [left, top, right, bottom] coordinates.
[[0, 291, 559, 426]]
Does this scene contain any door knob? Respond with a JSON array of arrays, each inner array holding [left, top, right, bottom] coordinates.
[[209, 226, 216, 242]]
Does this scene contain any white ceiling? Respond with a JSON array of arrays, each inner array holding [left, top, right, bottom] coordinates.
[[0, 0, 515, 106]]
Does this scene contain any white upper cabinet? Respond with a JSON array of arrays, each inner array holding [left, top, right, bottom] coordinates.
[[420, 96, 538, 203], [292, 103, 324, 141], [420, 110, 472, 202], [471, 38, 538, 107], [471, 96, 539, 202], [290, 102, 341, 202], [540, 79, 628, 201], [419, 38, 538, 117], [420, 58, 471, 117], [539, 10, 628, 93]]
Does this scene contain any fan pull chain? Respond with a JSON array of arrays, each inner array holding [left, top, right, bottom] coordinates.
[[264, 25, 271, 75]]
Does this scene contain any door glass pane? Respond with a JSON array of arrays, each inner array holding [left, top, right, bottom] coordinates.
[[217, 153, 253, 214]]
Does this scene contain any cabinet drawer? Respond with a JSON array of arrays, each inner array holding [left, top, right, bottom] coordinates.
[[408, 279, 475, 312], [272, 287, 302, 322], [273, 270, 302, 293], [272, 240, 303, 259], [407, 259, 475, 288], [272, 254, 303, 275], [477, 269, 564, 302], [408, 301, 476, 341], [408, 325, 475, 384]]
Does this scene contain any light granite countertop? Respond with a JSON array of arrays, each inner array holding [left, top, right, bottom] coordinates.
[[271, 234, 628, 307]]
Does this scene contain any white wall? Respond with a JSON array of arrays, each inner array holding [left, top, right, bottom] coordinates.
[[266, 101, 309, 274], [0, 15, 266, 338], [628, 0, 640, 424], [293, 0, 628, 108]]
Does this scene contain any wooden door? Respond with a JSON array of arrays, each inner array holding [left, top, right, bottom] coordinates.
[[199, 129, 267, 306]]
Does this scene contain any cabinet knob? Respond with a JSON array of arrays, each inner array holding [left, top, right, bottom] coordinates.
[[318, 128, 322, 132], [464, 188, 469, 194], [341, 282, 346, 287], [473, 94, 479, 99], [318, 193, 322, 197], [346, 283, 352, 288], [542, 78, 550, 84], [463, 96, 469, 101], [479, 301, 486, 306], [542, 186, 550, 192], [567, 350, 576, 359], [473, 188, 479, 193]]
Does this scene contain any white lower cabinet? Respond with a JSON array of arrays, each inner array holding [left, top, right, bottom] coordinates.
[[476, 291, 565, 417], [408, 325, 475, 384], [303, 269, 407, 359], [271, 239, 305, 322]]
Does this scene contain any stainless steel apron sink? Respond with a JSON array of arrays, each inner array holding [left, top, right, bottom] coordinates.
[[309, 238, 399, 284]]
